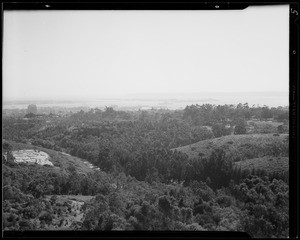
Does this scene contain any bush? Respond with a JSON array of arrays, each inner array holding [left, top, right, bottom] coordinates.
[[158, 196, 172, 215], [212, 124, 230, 138], [38, 211, 53, 223], [234, 124, 246, 135], [215, 195, 233, 207]]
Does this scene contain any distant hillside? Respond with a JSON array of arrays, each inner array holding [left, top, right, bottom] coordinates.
[[233, 156, 288, 174], [173, 134, 289, 162], [4, 140, 95, 175]]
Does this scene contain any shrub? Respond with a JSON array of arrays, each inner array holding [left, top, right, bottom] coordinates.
[[158, 196, 172, 216]]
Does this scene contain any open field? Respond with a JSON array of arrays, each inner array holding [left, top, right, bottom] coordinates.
[[173, 134, 289, 161], [12, 149, 53, 166]]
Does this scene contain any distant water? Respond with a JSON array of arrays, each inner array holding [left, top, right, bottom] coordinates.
[[3, 92, 289, 110]]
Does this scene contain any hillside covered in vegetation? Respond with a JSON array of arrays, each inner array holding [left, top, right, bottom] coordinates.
[[2, 103, 289, 237]]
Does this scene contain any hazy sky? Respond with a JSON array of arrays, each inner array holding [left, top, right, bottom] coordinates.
[[3, 5, 289, 101]]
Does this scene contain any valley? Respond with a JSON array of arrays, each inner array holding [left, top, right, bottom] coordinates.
[[2, 103, 290, 237]]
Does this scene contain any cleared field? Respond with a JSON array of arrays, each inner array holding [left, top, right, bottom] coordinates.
[[173, 134, 289, 161], [13, 149, 53, 166], [233, 156, 289, 174], [5, 140, 95, 175]]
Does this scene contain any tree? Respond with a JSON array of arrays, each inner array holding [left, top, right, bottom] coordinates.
[[24, 113, 36, 118], [98, 146, 111, 172], [3, 142, 13, 153], [158, 195, 172, 216], [192, 126, 214, 142], [232, 176, 289, 238], [183, 105, 201, 125], [201, 148, 233, 189], [2, 142, 14, 163], [275, 112, 289, 121], [212, 124, 230, 138], [27, 104, 38, 114], [277, 125, 288, 134], [234, 119, 247, 135], [261, 106, 273, 119]]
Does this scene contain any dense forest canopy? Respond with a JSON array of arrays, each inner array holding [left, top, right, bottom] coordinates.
[[2, 103, 289, 237]]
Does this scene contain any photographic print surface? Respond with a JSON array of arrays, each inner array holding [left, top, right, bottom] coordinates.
[[2, 5, 289, 238]]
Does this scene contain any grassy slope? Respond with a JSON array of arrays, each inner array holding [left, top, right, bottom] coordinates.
[[173, 134, 289, 173], [5, 140, 94, 175], [173, 134, 288, 160]]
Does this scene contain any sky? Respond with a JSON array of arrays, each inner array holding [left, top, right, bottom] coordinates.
[[3, 5, 289, 101]]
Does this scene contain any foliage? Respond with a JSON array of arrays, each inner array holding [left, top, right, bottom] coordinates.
[[2, 103, 289, 237], [234, 119, 247, 135], [230, 175, 289, 238]]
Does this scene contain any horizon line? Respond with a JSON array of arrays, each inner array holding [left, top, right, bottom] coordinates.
[[3, 91, 289, 102]]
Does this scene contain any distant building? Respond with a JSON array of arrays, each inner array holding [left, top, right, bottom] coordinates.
[[27, 104, 38, 114]]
